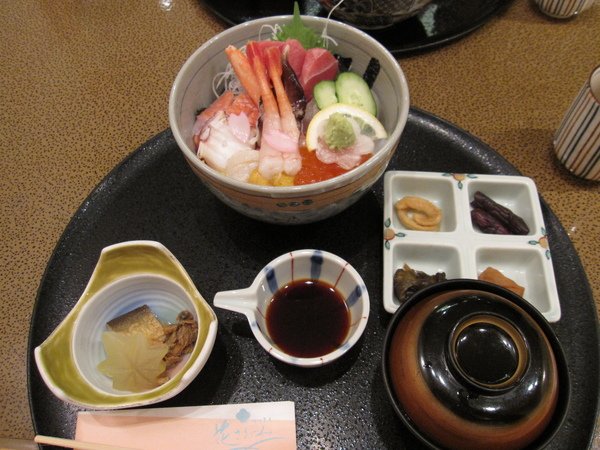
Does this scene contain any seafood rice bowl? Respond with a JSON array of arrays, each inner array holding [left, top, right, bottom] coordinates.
[[169, 10, 409, 224]]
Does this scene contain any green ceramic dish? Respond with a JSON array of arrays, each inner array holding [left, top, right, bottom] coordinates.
[[34, 240, 218, 409]]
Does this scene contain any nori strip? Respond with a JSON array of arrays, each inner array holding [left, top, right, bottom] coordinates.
[[363, 58, 380, 88]]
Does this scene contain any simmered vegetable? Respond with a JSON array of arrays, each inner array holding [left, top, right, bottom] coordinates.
[[393, 264, 447, 304], [471, 191, 529, 235]]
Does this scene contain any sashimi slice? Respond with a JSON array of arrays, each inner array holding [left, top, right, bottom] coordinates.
[[224, 92, 260, 127], [193, 91, 234, 135], [246, 39, 306, 80], [282, 39, 306, 77], [299, 48, 338, 101]]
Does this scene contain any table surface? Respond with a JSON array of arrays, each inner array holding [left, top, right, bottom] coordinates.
[[1, 0, 598, 446]]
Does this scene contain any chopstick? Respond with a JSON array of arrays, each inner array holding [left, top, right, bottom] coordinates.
[[34, 435, 136, 450]]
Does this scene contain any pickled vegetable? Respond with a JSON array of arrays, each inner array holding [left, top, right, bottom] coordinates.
[[479, 266, 525, 297], [471, 191, 529, 235], [393, 264, 447, 304], [98, 331, 168, 392], [471, 208, 510, 234]]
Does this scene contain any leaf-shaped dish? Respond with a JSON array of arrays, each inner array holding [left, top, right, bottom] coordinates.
[[34, 240, 218, 409]]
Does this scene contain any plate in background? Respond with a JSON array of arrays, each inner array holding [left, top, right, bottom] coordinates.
[[28, 108, 598, 448], [199, 0, 514, 56]]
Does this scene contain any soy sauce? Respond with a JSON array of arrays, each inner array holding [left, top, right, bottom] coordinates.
[[266, 279, 350, 358]]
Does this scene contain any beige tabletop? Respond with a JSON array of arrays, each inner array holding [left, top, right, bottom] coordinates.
[[1, 0, 598, 446]]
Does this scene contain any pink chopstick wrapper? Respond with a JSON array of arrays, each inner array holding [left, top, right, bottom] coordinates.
[[75, 401, 296, 450]]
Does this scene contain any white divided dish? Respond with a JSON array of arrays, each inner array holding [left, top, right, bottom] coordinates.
[[383, 171, 561, 322]]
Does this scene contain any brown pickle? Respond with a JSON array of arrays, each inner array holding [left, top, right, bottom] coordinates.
[[471, 208, 510, 234], [471, 191, 529, 235], [393, 264, 447, 304]]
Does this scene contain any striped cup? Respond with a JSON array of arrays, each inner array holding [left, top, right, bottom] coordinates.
[[553, 65, 600, 181], [534, 0, 595, 18]]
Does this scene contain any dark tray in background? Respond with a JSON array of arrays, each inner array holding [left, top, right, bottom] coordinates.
[[28, 108, 599, 448], [200, 0, 513, 56]]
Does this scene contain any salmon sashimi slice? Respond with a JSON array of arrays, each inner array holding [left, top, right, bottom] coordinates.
[[193, 90, 235, 137], [225, 92, 260, 126]]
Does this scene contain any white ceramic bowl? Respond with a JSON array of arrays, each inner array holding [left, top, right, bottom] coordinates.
[[34, 241, 218, 409], [213, 249, 370, 367], [169, 15, 409, 225]]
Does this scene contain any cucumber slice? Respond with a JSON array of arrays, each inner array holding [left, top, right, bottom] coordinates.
[[313, 80, 338, 110], [335, 71, 377, 116]]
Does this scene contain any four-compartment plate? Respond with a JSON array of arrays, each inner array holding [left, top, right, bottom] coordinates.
[[383, 171, 561, 322]]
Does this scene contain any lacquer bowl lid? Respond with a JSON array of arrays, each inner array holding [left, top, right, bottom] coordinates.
[[382, 279, 569, 450]]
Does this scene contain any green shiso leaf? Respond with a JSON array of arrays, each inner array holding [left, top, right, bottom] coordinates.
[[275, 2, 325, 49]]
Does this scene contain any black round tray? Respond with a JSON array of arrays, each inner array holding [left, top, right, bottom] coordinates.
[[200, 0, 514, 56], [28, 108, 599, 448]]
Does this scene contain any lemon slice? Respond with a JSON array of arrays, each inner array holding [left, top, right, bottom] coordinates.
[[305, 103, 387, 151]]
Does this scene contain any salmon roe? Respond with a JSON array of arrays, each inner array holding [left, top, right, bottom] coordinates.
[[294, 147, 371, 185]]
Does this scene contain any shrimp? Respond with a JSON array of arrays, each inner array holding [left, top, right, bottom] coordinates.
[[251, 53, 285, 180], [265, 46, 302, 176], [246, 46, 301, 180], [265, 46, 299, 141], [224, 46, 261, 106], [220, 44, 302, 183]]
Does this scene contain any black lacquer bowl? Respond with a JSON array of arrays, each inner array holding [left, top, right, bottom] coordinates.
[[319, 0, 433, 30], [382, 279, 570, 450]]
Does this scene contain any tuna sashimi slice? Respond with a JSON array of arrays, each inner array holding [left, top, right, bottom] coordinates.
[[299, 48, 338, 101], [282, 39, 306, 78]]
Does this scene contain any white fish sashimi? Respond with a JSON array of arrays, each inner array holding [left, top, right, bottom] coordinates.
[[314, 118, 376, 170]]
